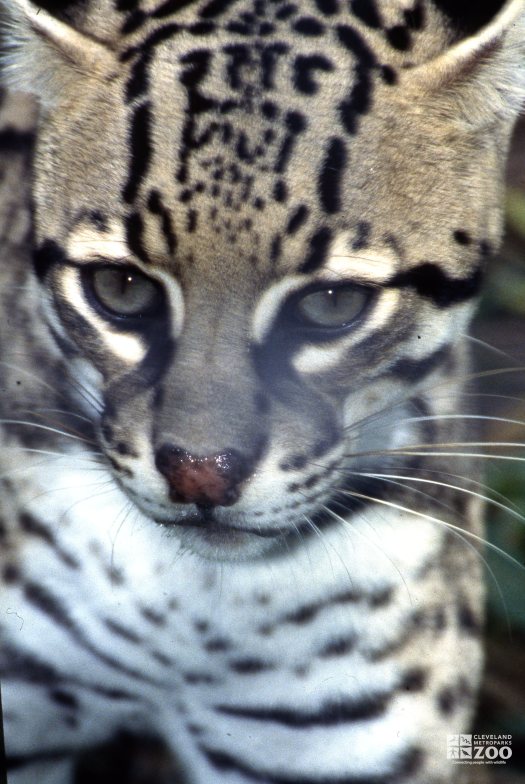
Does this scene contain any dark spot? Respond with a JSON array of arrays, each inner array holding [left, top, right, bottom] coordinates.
[[404, 1, 425, 30], [285, 110, 307, 133], [294, 54, 334, 95], [3, 563, 21, 583], [453, 229, 472, 245], [399, 668, 426, 692], [457, 602, 481, 635], [300, 226, 332, 273], [187, 209, 197, 233], [352, 220, 371, 250], [50, 689, 78, 709], [386, 25, 412, 51], [285, 604, 317, 624], [285, 454, 307, 470], [205, 638, 232, 653], [304, 475, 320, 489], [293, 16, 325, 35], [270, 235, 282, 263], [273, 179, 287, 202], [229, 658, 273, 674], [380, 64, 398, 84], [184, 671, 217, 684], [313, 0, 338, 15], [369, 588, 393, 608], [261, 100, 279, 120], [350, 0, 381, 28], [318, 636, 355, 657], [140, 607, 167, 627], [437, 686, 456, 715], [286, 204, 309, 235]]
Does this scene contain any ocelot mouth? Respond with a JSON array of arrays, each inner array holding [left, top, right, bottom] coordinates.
[[155, 507, 288, 539]]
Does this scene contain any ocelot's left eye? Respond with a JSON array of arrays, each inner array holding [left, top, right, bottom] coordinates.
[[294, 285, 370, 329], [85, 266, 164, 319]]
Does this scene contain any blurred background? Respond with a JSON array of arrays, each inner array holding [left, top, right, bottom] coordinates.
[[473, 118, 525, 783]]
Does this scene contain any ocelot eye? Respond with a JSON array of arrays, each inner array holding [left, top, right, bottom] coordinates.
[[293, 285, 370, 330], [86, 266, 163, 319]]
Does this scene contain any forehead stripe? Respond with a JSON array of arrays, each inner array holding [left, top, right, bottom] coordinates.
[[300, 227, 333, 274], [123, 101, 152, 205]]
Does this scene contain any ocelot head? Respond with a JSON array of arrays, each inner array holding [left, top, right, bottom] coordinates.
[[5, 0, 524, 558]]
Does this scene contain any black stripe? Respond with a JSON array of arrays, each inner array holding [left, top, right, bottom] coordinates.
[[275, 108, 305, 173], [147, 189, 177, 255], [18, 513, 80, 570], [22, 582, 159, 684], [293, 53, 334, 95], [199, 0, 237, 18], [279, 588, 361, 627], [152, 0, 197, 17], [123, 102, 153, 204], [0, 128, 34, 153], [300, 226, 332, 273], [124, 24, 180, 101], [215, 693, 388, 727], [336, 25, 376, 136], [1, 645, 141, 703], [286, 204, 309, 235], [319, 137, 346, 214], [104, 618, 143, 644], [33, 239, 65, 280], [125, 211, 151, 263], [387, 263, 482, 307], [349, 0, 381, 28]]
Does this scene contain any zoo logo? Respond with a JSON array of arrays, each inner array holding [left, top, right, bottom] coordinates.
[[447, 735, 513, 764]]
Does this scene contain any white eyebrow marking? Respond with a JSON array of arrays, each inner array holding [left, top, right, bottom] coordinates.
[[66, 223, 129, 263], [325, 237, 398, 283]]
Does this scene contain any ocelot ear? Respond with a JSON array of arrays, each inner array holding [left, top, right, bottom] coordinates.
[[1, 0, 116, 106], [406, 0, 525, 128]]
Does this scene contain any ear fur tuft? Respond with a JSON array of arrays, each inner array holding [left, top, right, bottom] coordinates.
[[1, 0, 115, 107], [403, 0, 525, 129]]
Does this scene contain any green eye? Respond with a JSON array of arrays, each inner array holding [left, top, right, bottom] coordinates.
[[88, 267, 162, 318], [295, 286, 369, 329]]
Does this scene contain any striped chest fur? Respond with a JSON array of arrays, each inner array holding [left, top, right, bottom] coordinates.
[[0, 1, 524, 783]]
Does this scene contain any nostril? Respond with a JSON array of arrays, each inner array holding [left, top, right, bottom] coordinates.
[[154, 445, 250, 507]]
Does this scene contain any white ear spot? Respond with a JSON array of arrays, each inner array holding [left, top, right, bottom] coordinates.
[[2, 0, 116, 105]]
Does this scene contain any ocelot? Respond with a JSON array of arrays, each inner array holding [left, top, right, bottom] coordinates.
[[0, 1, 524, 782]]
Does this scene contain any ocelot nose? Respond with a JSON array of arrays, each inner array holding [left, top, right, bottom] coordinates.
[[154, 444, 250, 507]]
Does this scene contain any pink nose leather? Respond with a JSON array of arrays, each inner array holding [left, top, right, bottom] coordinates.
[[155, 446, 247, 507]]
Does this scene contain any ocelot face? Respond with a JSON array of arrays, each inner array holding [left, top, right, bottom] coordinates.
[[31, 5, 498, 559]]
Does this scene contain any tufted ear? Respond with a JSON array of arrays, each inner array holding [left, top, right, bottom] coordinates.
[[405, 0, 525, 128], [1, 0, 116, 107]]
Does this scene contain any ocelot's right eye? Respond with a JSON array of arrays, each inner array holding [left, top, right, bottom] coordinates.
[[83, 266, 164, 320]]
